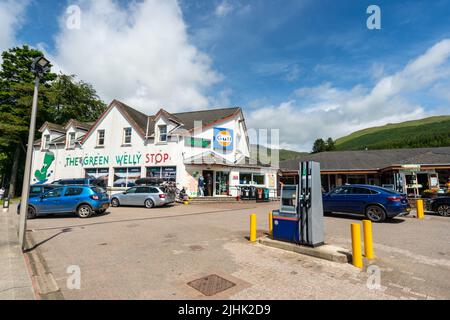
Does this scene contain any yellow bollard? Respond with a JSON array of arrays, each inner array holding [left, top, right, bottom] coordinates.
[[351, 223, 363, 269], [250, 214, 257, 242], [268, 211, 273, 236], [362, 220, 375, 260], [416, 199, 424, 219]]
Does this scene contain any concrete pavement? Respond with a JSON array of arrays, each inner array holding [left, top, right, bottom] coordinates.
[[0, 206, 35, 300]]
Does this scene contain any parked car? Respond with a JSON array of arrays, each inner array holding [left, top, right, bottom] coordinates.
[[111, 186, 175, 208], [29, 184, 62, 198], [322, 184, 411, 222], [17, 185, 110, 219], [52, 178, 107, 188], [429, 196, 450, 216]]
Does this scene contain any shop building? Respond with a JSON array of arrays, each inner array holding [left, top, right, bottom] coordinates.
[[31, 100, 278, 197], [280, 147, 450, 196]]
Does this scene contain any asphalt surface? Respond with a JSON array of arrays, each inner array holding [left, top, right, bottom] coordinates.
[[23, 202, 450, 299]]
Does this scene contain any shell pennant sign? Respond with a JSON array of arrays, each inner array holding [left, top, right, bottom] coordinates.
[[213, 127, 234, 151]]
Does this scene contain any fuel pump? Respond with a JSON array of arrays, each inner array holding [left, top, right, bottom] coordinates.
[[272, 161, 324, 247]]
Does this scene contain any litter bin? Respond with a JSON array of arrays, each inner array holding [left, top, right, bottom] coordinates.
[[256, 188, 270, 202]]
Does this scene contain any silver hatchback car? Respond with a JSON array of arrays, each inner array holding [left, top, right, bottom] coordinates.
[[110, 186, 174, 208]]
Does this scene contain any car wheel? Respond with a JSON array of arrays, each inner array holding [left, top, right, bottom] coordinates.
[[436, 204, 450, 217], [27, 206, 37, 219], [144, 199, 154, 209], [77, 204, 92, 218], [111, 198, 120, 207], [365, 205, 386, 222]]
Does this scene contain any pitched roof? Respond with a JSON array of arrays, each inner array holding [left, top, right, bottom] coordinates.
[[280, 147, 450, 172], [39, 121, 66, 133], [172, 107, 241, 131], [65, 119, 94, 131], [113, 100, 149, 136]]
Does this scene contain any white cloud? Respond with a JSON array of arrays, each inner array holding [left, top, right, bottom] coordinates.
[[51, 0, 222, 113], [246, 39, 450, 151], [215, 0, 234, 17], [0, 0, 28, 58]]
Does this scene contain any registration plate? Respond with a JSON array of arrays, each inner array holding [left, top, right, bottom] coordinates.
[[406, 207, 411, 212]]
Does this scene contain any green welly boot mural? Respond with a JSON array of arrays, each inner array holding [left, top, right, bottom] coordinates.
[[34, 151, 55, 183]]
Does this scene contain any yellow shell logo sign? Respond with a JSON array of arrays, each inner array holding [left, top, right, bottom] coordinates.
[[216, 130, 232, 147]]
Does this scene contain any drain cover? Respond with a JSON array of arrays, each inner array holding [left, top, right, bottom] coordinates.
[[188, 274, 235, 296]]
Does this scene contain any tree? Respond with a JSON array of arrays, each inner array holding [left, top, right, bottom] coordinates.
[[312, 138, 327, 153], [0, 45, 107, 197], [46, 74, 106, 124], [0, 45, 57, 197], [312, 137, 336, 153], [325, 137, 336, 151]]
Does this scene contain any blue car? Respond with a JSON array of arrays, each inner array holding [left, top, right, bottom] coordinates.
[[323, 184, 411, 222], [18, 185, 110, 219]]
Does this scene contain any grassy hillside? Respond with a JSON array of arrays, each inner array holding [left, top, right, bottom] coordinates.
[[251, 144, 307, 161], [335, 116, 450, 150]]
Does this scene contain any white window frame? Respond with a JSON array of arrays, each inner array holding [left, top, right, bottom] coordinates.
[[67, 132, 76, 149], [97, 129, 105, 147], [123, 127, 132, 145], [158, 125, 167, 143]]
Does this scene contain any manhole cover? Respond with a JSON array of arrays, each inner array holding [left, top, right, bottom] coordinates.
[[187, 274, 236, 296]]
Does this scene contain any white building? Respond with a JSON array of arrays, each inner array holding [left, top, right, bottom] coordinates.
[[31, 100, 278, 197]]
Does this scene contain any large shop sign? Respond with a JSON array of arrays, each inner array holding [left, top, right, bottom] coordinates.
[[213, 127, 233, 151], [64, 152, 170, 167]]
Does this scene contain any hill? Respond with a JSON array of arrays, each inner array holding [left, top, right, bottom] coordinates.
[[335, 116, 450, 150], [251, 144, 307, 161]]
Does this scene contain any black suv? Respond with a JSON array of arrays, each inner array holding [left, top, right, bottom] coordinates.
[[429, 197, 450, 216]]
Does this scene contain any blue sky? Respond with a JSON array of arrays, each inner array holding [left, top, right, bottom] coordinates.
[[2, 0, 450, 150]]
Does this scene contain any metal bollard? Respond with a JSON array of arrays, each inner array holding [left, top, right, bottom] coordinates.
[[250, 214, 257, 242], [268, 211, 273, 236], [362, 220, 375, 260], [351, 223, 363, 268], [416, 199, 424, 219]]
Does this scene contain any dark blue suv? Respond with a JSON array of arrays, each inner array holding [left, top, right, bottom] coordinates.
[[18, 185, 110, 219], [323, 184, 410, 222]]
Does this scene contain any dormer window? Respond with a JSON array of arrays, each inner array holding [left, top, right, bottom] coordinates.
[[43, 134, 50, 150], [67, 132, 76, 149], [158, 125, 167, 143], [123, 127, 132, 145], [97, 130, 105, 147]]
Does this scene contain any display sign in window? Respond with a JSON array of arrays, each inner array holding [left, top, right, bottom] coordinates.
[[113, 167, 141, 187], [85, 168, 109, 188], [146, 166, 176, 182]]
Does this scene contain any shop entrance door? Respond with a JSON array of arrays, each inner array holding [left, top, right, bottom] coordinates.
[[215, 171, 229, 196], [202, 170, 214, 196]]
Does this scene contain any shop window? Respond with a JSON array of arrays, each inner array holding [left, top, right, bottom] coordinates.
[[67, 132, 76, 149], [123, 127, 132, 145], [85, 168, 109, 188], [42, 134, 50, 150], [347, 175, 366, 185], [239, 173, 265, 185], [158, 125, 167, 143], [113, 167, 141, 187], [97, 130, 105, 147], [146, 166, 176, 182]]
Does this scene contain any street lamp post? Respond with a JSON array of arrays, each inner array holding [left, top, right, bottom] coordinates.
[[18, 56, 50, 251]]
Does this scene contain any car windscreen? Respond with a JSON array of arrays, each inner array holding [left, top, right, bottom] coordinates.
[[91, 186, 106, 194]]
